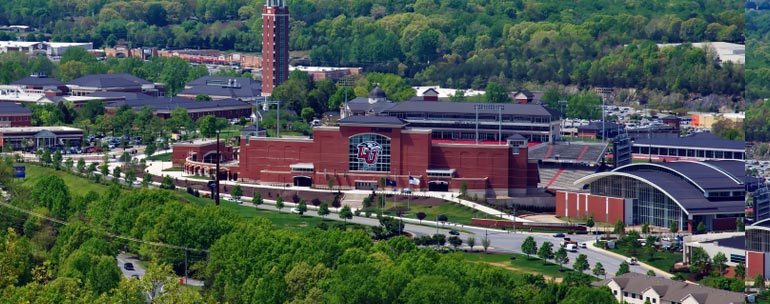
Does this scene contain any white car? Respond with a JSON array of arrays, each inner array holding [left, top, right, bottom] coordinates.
[[290, 208, 301, 214], [579, 242, 587, 248], [625, 257, 638, 265]]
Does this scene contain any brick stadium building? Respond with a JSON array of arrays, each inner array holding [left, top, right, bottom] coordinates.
[[556, 160, 745, 233], [174, 116, 540, 197]]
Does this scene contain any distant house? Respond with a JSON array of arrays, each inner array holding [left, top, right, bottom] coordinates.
[[177, 76, 262, 101], [509, 90, 544, 104], [595, 272, 745, 304], [105, 95, 252, 121], [407, 88, 440, 102], [0, 103, 32, 127], [340, 86, 393, 118], [67, 73, 164, 97]]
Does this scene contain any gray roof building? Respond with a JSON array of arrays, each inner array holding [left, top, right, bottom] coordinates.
[[596, 272, 744, 304], [178, 76, 262, 101]]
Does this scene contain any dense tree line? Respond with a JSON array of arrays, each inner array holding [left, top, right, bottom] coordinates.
[[0, 160, 616, 303], [0, 0, 744, 97], [746, 10, 770, 142]]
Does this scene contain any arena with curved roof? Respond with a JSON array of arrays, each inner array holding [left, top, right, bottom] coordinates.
[[556, 160, 745, 233]]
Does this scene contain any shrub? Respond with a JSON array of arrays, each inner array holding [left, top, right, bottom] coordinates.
[[292, 192, 301, 203], [311, 198, 321, 206]]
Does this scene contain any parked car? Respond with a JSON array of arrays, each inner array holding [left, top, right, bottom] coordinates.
[[553, 233, 565, 238], [124, 263, 135, 271], [449, 230, 460, 236]]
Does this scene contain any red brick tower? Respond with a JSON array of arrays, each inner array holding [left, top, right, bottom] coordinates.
[[261, 0, 290, 95]]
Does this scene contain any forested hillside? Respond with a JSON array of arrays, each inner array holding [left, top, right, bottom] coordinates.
[[0, 160, 616, 303], [0, 0, 744, 96], [745, 9, 770, 141]]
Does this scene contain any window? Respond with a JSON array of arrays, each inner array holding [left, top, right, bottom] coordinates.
[[624, 292, 628, 297], [349, 133, 391, 172], [613, 290, 617, 295]]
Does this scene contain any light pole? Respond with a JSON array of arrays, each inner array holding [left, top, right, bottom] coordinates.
[[215, 129, 220, 206]]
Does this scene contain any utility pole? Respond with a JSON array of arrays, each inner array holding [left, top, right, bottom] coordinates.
[[215, 130, 220, 206]]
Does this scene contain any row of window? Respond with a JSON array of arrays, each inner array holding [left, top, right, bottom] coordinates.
[[619, 291, 657, 303], [590, 175, 684, 229], [631, 146, 744, 160], [0, 116, 29, 121]]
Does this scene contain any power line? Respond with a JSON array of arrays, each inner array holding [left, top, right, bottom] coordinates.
[[0, 200, 208, 253]]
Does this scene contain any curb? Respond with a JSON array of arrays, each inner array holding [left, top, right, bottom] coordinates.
[[586, 241, 675, 278]]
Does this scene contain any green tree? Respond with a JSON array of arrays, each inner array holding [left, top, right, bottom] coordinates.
[[0, 227, 33, 288], [276, 196, 284, 210], [318, 202, 330, 217], [566, 91, 602, 120], [521, 236, 538, 258], [197, 115, 227, 138], [755, 273, 765, 291], [641, 223, 649, 234], [142, 173, 153, 187], [554, 247, 569, 270], [32, 175, 71, 219], [712, 252, 727, 274], [670, 220, 679, 234], [112, 166, 121, 180], [484, 82, 510, 103], [696, 221, 707, 234], [613, 219, 625, 236], [647, 269, 656, 276], [231, 185, 242, 200], [87, 162, 97, 177], [537, 241, 554, 264], [76, 158, 86, 173], [253, 192, 263, 205], [124, 169, 136, 185], [735, 262, 746, 280], [481, 237, 491, 253], [144, 141, 157, 157], [327, 177, 335, 190], [297, 200, 308, 215], [459, 182, 467, 198], [161, 175, 175, 190], [737, 218, 745, 232], [339, 205, 353, 223], [690, 247, 711, 274], [466, 236, 476, 252], [593, 262, 606, 278], [616, 261, 630, 275], [41, 149, 52, 166], [64, 157, 74, 172], [573, 254, 589, 273], [301, 107, 316, 123], [416, 212, 426, 223], [448, 236, 462, 249]]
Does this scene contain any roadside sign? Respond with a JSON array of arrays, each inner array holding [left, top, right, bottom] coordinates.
[[13, 166, 25, 178]]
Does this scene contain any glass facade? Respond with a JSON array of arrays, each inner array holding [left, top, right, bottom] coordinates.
[[349, 133, 391, 172], [589, 175, 684, 230], [747, 228, 770, 253]]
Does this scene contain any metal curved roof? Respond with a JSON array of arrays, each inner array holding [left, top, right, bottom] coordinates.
[[575, 161, 745, 215], [613, 161, 744, 191]]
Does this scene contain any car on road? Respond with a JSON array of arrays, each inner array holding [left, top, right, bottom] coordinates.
[[625, 257, 638, 265], [552, 233, 565, 238], [290, 208, 301, 214], [449, 230, 460, 236], [124, 262, 135, 271], [565, 244, 578, 252], [579, 242, 587, 248]]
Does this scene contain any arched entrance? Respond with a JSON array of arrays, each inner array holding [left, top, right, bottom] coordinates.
[[293, 176, 312, 187], [428, 181, 449, 192], [203, 153, 220, 163]]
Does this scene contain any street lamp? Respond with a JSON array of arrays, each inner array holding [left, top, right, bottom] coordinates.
[[215, 129, 221, 206]]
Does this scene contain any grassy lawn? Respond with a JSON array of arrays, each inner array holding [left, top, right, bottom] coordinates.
[[362, 201, 503, 226], [18, 164, 110, 196], [460, 252, 599, 281], [184, 175, 211, 180], [610, 246, 682, 272], [186, 193, 348, 232], [162, 167, 183, 172], [146, 152, 172, 161]]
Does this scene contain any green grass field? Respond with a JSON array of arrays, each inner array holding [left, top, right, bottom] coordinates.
[[185, 193, 349, 232], [460, 252, 599, 281], [146, 152, 172, 161], [610, 246, 682, 272], [363, 201, 503, 226], [19, 164, 110, 196]]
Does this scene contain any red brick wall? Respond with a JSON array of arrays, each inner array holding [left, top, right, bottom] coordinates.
[[747, 251, 765, 279], [711, 218, 738, 232], [556, 190, 625, 224], [0, 114, 32, 127], [172, 141, 231, 166]]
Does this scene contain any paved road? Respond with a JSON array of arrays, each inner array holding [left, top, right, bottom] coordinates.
[[241, 200, 650, 278], [117, 253, 146, 279]]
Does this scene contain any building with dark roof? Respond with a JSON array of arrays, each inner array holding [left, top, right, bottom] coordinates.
[[341, 87, 561, 144], [596, 272, 744, 304], [557, 160, 745, 232], [106, 96, 252, 121], [177, 76, 262, 101], [632, 132, 744, 161], [174, 115, 540, 197], [0, 126, 83, 151], [11, 73, 69, 95], [67, 73, 164, 96], [0, 103, 32, 127]]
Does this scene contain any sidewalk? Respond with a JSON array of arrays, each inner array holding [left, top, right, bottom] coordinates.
[[587, 241, 675, 278]]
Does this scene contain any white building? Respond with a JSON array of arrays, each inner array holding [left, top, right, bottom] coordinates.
[[597, 272, 744, 304], [0, 41, 93, 58]]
